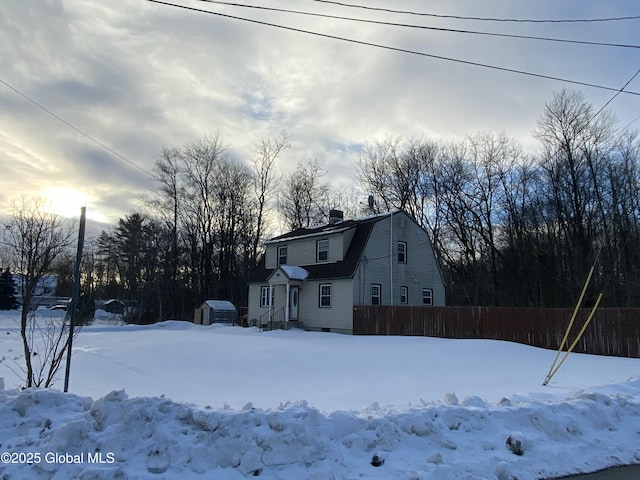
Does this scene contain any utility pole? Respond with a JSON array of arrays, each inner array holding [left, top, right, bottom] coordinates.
[[64, 206, 86, 393]]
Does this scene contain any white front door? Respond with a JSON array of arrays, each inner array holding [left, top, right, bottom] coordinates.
[[289, 286, 299, 320]]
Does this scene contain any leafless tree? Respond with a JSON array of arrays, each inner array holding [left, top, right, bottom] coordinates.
[[250, 130, 289, 267], [152, 147, 182, 317], [356, 136, 405, 213], [278, 159, 329, 230], [180, 135, 228, 299], [212, 156, 253, 299], [2, 197, 75, 388], [533, 88, 619, 301]]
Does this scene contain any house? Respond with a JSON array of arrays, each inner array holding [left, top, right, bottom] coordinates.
[[247, 210, 445, 334], [12, 273, 58, 308], [194, 300, 238, 325]]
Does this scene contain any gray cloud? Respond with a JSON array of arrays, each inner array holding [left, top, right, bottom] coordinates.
[[1, 0, 639, 223]]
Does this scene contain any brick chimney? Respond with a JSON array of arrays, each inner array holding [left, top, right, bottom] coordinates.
[[329, 209, 344, 224]]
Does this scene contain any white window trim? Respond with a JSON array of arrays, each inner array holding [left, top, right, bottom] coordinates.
[[400, 285, 408, 304], [278, 245, 287, 265], [317, 239, 329, 263], [371, 284, 382, 305], [319, 283, 332, 308], [398, 241, 407, 264], [260, 285, 274, 307], [422, 288, 433, 306]]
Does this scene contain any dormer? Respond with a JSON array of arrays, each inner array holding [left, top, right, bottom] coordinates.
[[264, 219, 357, 269]]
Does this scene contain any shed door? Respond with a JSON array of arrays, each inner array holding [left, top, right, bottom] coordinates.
[[289, 287, 299, 320]]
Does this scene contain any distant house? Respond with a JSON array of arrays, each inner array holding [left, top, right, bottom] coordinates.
[[194, 300, 238, 325], [247, 210, 445, 334], [12, 273, 58, 307]]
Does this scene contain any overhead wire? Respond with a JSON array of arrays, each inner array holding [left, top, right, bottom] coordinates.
[[306, 0, 640, 24], [0, 78, 155, 179], [194, 0, 640, 50], [610, 71, 640, 132], [591, 68, 640, 120], [145, 0, 640, 97], [4, 1, 637, 189]]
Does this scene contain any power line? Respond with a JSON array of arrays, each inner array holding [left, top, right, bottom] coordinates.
[[195, 0, 640, 50], [0, 78, 155, 179], [530, 67, 640, 224], [591, 68, 640, 120], [146, 0, 640, 97], [307, 0, 640, 24], [547, 67, 640, 148]]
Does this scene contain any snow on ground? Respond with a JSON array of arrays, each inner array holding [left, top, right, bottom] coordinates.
[[0, 308, 639, 479]]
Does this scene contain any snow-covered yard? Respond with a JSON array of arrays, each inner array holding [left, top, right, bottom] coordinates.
[[0, 308, 639, 479]]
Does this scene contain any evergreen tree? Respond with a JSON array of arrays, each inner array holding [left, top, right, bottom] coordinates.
[[0, 268, 19, 310]]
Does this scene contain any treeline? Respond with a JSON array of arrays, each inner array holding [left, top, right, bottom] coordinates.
[[358, 89, 640, 307], [83, 88, 640, 320], [86, 132, 357, 322]]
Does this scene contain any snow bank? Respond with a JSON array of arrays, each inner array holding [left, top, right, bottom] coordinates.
[[2, 310, 640, 478], [1, 385, 640, 479]]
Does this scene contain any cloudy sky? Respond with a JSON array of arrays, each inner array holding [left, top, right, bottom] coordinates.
[[1, 0, 639, 227]]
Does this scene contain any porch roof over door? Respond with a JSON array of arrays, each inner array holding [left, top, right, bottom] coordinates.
[[267, 265, 309, 284]]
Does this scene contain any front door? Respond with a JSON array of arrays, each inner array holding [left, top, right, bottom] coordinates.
[[289, 286, 299, 320]]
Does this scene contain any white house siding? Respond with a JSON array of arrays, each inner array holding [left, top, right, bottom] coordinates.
[[264, 245, 276, 269], [265, 230, 351, 268], [247, 283, 262, 324], [326, 234, 346, 263], [247, 283, 287, 325], [353, 212, 445, 307], [300, 279, 354, 334]]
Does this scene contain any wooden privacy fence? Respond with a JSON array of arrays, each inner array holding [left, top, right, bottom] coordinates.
[[352, 305, 640, 358]]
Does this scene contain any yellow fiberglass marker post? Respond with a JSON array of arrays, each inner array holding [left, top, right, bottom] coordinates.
[[543, 291, 603, 386], [543, 265, 595, 385]]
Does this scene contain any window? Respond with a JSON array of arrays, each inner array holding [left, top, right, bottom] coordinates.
[[319, 284, 332, 307], [260, 286, 274, 307], [317, 239, 329, 262], [400, 286, 408, 304], [278, 246, 287, 265], [398, 241, 407, 263], [371, 284, 382, 305], [422, 288, 433, 306]]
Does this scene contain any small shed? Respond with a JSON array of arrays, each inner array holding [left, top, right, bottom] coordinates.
[[194, 300, 238, 326]]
